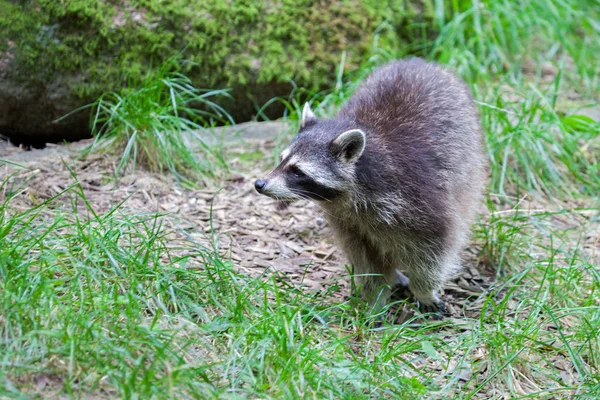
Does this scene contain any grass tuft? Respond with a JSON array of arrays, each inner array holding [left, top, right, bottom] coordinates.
[[82, 58, 234, 186]]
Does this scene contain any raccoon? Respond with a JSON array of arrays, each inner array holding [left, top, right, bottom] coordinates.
[[254, 58, 487, 317]]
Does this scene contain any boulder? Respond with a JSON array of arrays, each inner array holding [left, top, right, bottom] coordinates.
[[0, 0, 439, 145]]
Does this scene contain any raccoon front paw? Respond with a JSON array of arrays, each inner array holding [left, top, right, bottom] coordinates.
[[390, 283, 412, 301], [390, 270, 412, 300], [416, 299, 447, 320]]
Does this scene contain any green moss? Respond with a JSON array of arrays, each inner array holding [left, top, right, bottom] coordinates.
[[1, 0, 440, 121], [0, 2, 36, 52]]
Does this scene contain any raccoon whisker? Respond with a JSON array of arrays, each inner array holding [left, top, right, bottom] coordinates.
[[313, 207, 344, 222], [285, 189, 345, 221], [290, 193, 311, 201], [289, 188, 332, 203], [269, 192, 313, 203], [272, 195, 304, 201], [270, 189, 309, 201]]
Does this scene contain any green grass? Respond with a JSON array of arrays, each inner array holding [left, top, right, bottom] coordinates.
[[430, 0, 599, 90], [2, 0, 600, 398], [0, 167, 598, 398], [81, 57, 234, 187], [479, 72, 600, 199]]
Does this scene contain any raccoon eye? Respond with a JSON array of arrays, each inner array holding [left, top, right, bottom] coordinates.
[[288, 165, 306, 178]]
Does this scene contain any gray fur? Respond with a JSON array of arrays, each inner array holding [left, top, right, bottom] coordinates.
[[255, 58, 488, 316]]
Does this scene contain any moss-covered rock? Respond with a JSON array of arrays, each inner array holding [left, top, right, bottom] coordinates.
[[0, 0, 438, 144]]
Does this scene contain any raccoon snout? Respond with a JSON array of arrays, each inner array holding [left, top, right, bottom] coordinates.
[[254, 179, 267, 193]]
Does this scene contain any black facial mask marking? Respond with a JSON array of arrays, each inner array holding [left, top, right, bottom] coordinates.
[[284, 166, 341, 201]]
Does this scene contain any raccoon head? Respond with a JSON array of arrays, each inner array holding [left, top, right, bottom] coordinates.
[[254, 103, 366, 202]]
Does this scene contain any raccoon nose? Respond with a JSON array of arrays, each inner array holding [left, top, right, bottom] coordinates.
[[254, 179, 267, 193]]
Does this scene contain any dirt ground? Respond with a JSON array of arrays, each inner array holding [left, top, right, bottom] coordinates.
[[1, 135, 494, 321]]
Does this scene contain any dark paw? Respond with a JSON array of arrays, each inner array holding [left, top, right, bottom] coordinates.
[[416, 299, 447, 320], [390, 271, 412, 301], [390, 282, 412, 301]]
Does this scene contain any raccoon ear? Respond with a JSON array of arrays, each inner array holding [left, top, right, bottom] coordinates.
[[331, 129, 366, 164], [301, 103, 316, 128]]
